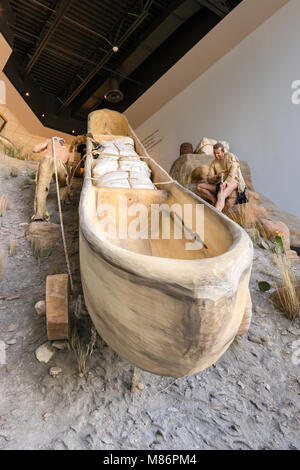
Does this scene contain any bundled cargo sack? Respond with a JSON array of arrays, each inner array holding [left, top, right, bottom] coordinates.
[[99, 171, 129, 186], [119, 159, 151, 177], [93, 157, 119, 179], [130, 179, 155, 189], [99, 137, 139, 157], [195, 137, 229, 155]]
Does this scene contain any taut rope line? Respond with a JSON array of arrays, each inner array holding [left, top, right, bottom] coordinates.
[[52, 137, 74, 292]]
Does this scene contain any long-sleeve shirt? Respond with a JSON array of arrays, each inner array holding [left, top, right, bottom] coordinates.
[[207, 152, 246, 193]]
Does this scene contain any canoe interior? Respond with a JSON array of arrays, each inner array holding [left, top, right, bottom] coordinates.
[[87, 109, 234, 260]]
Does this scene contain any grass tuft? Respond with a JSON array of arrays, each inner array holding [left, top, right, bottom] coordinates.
[[10, 167, 20, 177], [9, 239, 16, 256], [0, 195, 8, 216], [273, 255, 300, 320]]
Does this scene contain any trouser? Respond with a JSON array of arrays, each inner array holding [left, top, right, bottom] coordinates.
[[33, 156, 70, 221]]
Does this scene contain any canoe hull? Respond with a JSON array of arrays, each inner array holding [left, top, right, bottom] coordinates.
[[80, 229, 251, 378], [79, 109, 253, 378]]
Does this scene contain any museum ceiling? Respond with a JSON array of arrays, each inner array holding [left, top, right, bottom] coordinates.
[[2, 0, 242, 134]]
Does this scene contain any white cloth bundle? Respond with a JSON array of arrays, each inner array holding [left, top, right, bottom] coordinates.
[[93, 157, 119, 178], [119, 159, 151, 177], [195, 137, 230, 155], [99, 136, 139, 157], [92, 137, 155, 189]]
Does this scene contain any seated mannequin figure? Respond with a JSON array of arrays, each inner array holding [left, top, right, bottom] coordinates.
[[196, 143, 247, 212], [31, 137, 71, 221]]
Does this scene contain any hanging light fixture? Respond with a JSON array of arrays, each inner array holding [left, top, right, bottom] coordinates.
[[104, 77, 124, 103]]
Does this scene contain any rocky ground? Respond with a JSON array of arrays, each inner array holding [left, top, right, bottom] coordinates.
[[0, 160, 299, 450]]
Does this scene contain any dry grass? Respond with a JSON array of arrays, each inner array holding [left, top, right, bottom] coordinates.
[[226, 204, 257, 229], [70, 321, 101, 375], [70, 323, 88, 375], [9, 239, 16, 256], [0, 195, 8, 216], [131, 367, 140, 393], [30, 240, 52, 266], [273, 255, 300, 320], [256, 220, 269, 243], [10, 167, 20, 177], [6, 144, 23, 160]]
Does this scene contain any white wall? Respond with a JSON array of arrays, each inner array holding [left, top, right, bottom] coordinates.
[[136, 0, 300, 218]]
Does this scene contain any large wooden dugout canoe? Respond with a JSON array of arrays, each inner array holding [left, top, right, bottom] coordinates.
[[79, 109, 253, 378]]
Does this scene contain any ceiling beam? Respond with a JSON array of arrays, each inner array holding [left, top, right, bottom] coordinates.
[[80, 0, 204, 113], [58, 1, 154, 114], [11, 25, 139, 85], [196, 0, 229, 17], [25, 0, 74, 75]]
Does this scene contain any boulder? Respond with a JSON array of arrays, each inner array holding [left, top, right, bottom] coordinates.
[[26, 222, 60, 252], [169, 154, 212, 187], [247, 190, 260, 205], [169, 153, 255, 190], [195, 137, 230, 155], [258, 218, 291, 251], [191, 165, 209, 183]]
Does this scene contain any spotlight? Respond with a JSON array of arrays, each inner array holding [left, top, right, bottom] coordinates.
[[41, 113, 45, 118], [72, 130, 76, 134], [112, 45, 119, 53], [25, 91, 30, 97]]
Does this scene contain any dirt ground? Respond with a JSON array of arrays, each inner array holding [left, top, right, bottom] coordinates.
[[0, 161, 299, 450]]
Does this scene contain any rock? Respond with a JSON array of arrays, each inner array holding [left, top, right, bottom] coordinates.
[[35, 342, 55, 363], [43, 412, 51, 422], [49, 366, 62, 378], [247, 190, 260, 205], [52, 340, 69, 350], [286, 249, 300, 264], [7, 324, 17, 332], [265, 384, 271, 392], [190, 165, 209, 183], [26, 221, 60, 251], [237, 381, 245, 389], [258, 218, 290, 251], [34, 300, 46, 316], [6, 339, 16, 345], [136, 383, 145, 391], [248, 335, 263, 345]]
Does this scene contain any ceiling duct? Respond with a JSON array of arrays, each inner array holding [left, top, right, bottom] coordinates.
[[104, 77, 124, 103]]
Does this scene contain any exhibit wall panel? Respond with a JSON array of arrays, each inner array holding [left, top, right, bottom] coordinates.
[[135, 0, 300, 217]]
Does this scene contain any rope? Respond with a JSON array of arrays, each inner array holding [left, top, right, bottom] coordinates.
[[52, 137, 74, 292], [67, 152, 87, 192]]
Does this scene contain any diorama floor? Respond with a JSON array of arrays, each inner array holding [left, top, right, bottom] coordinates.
[[0, 163, 299, 450]]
